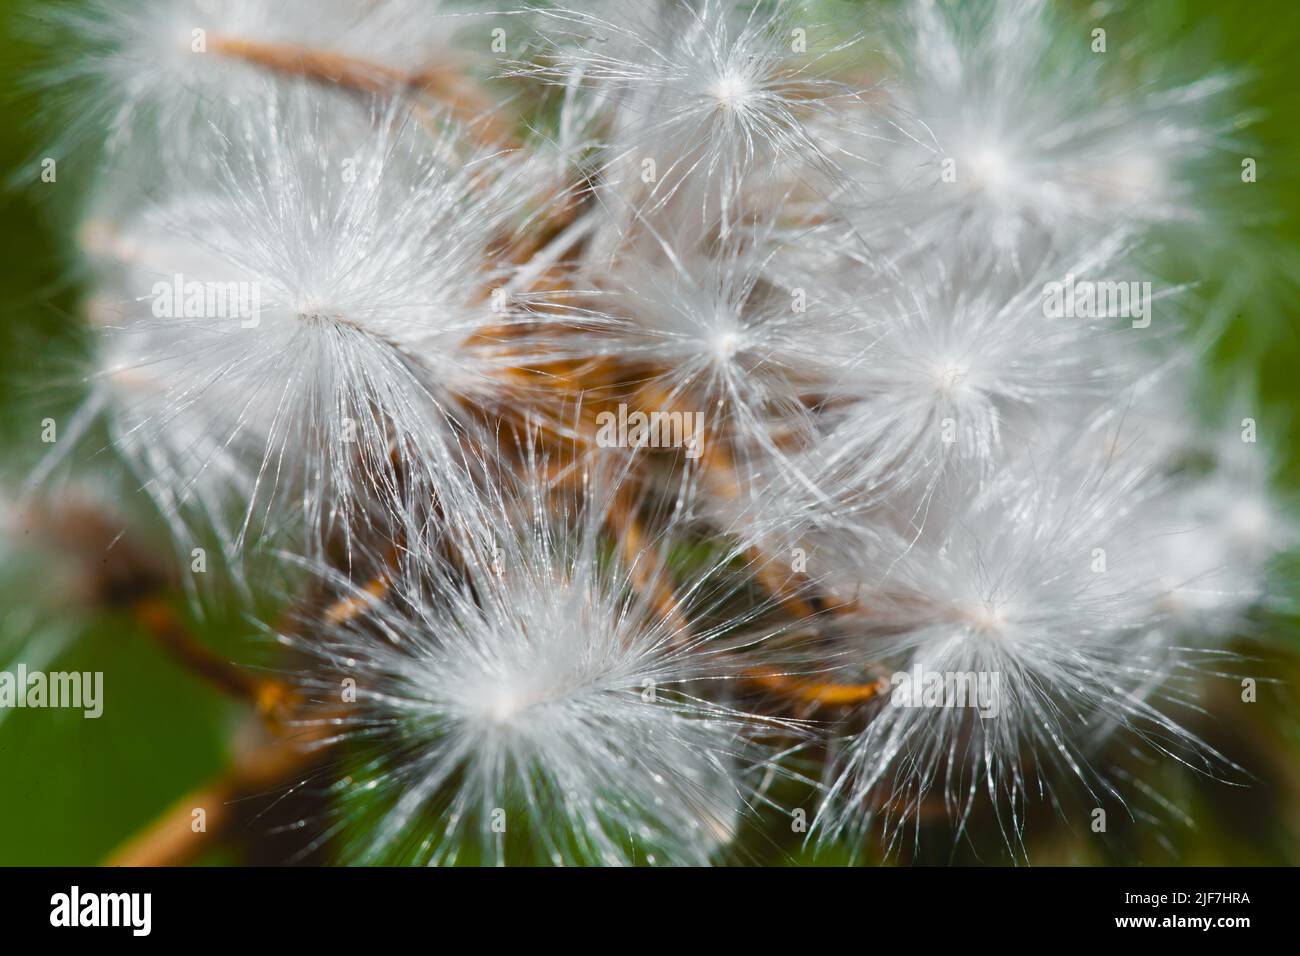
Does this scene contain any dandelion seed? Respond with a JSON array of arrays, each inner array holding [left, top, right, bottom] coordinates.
[[80, 86, 532, 554], [286, 463, 792, 865]]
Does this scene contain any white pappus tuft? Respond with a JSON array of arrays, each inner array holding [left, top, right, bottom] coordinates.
[[811, 439, 1235, 855], [840, 0, 1234, 270], [25, 0, 471, 170], [721, 233, 1170, 549], [284, 463, 791, 865], [78, 87, 534, 555], [511, 0, 870, 235]]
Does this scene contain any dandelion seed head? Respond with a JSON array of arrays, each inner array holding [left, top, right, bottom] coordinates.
[[287, 468, 782, 865], [28, 0, 466, 167], [812, 440, 1233, 853], [78, 86, 529, 552], [513, 1, 868, 233], [13, 0, 1288, 867], [839, 0, 1231, 267]]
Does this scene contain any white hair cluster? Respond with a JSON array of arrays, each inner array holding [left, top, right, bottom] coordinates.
[[17, 0, 1292, 864], [67, 88, 540, 557], [283, 462, 789, 865]]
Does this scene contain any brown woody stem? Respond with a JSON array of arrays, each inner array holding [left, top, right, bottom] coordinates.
[[208, 35, 516, 144]]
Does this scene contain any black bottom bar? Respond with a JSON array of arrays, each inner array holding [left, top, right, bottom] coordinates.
[[0, 865, 1283, 942]]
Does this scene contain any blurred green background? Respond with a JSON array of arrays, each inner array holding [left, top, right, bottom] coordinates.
[[0, 0, 1297, 865]]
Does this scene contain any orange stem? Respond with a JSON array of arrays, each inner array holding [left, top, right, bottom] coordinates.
[[208, 35, 515, 144]]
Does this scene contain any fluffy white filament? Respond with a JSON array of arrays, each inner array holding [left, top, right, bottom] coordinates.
[[284, 466, 786, 865]]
